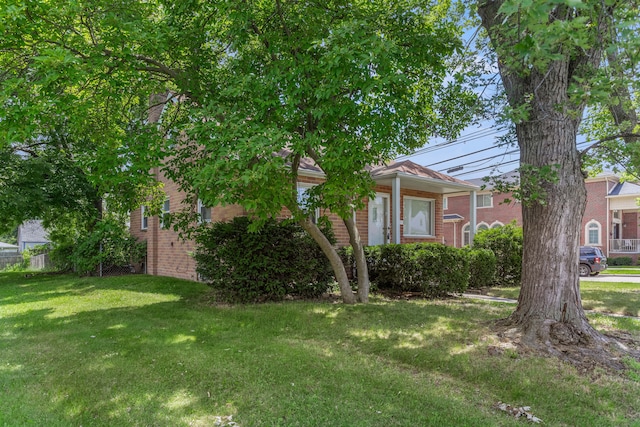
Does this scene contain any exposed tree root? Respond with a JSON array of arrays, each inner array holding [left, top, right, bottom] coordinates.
[[492, 317, 640, 374]]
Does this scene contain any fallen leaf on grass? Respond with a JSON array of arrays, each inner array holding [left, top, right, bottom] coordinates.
[[495, 401, 543, 423]]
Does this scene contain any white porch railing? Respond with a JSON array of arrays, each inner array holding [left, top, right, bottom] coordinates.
[[609, 239, 640, 253]]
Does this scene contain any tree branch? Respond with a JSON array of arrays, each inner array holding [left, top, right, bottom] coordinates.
[[580, 132, 640, 156]]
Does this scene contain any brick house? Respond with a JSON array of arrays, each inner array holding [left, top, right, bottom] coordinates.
[[130, 160, 479, 281], [443, 171, 640, 261]]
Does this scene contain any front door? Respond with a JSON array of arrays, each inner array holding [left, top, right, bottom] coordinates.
[[368, 194, 389, 245]]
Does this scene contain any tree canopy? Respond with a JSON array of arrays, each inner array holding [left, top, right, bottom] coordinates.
[[0, 0, 476, 301]]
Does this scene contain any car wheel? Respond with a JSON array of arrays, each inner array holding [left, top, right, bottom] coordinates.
[[590, 271, 600, 276], [579, 264, 591, 277]]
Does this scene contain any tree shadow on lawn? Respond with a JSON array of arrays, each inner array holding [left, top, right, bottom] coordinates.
[[1, 283, 638, 426], [581, 289, 640, 317], [0, 273, 204, 307], [0, 294, 512, 426]]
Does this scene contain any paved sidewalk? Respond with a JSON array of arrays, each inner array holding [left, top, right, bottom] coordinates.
[[461, 293, 640, 320], [581, 274, 640, 283]]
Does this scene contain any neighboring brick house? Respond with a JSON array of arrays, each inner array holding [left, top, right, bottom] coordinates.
[[130, 160, 479, 281], [443, 171, 640, 261]]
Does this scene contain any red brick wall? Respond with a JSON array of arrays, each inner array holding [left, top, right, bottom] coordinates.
[[443, 191, 522, 247], [580, 180, 610, 248], [131, 172, 449, 279], [443, 177, 615, 250]]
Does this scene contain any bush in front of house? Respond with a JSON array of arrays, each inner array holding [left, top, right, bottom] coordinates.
[[473, 222, 522, 287], [195, 217, 335, 303], [608, 256, 633, 266], [365, 243, 469, 297], [466, 248, 497, 289]]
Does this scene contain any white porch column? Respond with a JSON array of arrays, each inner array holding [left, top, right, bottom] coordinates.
[[392, 176, 401, 244], [469, 190, 477, 247]]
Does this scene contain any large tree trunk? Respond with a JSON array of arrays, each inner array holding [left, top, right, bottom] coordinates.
[[298, 217, 356, 304], [478, 1, 612, 357], [343, 212, 370, 303], [508, 70, 604, 348]]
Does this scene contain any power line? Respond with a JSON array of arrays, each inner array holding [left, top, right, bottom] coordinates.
[[439, 148, 519, 172], [396, 127, 506, 160], [427, 145, 516, 168], [450, 140, 594, 178], [452, 159, 520, 177]]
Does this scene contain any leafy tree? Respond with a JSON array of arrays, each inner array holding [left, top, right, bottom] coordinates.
[[477, 0, 639, 364], [0, 226, 17, 245], [1, 0, 476, 302]]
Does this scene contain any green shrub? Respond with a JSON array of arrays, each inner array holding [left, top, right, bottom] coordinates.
[[49, 218, 146, 275], [473, 223, 522, 287], [195, 217, 335, 303], [49, 241, 75, 272], [362, 243, 468, 297], [466, 248, 496, 289], [609, 256, 633, 266]]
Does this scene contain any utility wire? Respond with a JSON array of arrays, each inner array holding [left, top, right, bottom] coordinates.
[[427, 145, 516, 168], [451, 140, 594, 177], [439, 148, 519, 172], [396, 127, 506, 160]]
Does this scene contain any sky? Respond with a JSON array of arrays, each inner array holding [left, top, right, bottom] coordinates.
[[399, 122, 516, 182]]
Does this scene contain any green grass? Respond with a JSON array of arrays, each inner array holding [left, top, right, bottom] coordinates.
[[604, 267, 640, 275], [1, 273, 639, 426], [485, 281, 640, 317]]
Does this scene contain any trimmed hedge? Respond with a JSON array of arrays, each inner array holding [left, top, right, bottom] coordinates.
[[473, 223, 522, 287], [194, 217, 334, 303], [608, 256, 633, 266], [345, 243, 470, 298], [467, 248, 497, 289]]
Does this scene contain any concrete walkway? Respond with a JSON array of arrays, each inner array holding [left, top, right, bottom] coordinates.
[[581, 274, 640, 283], [461, 293, 640, 320]]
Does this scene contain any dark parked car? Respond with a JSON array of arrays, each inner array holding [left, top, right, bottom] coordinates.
[[579, 246, 607, 277]]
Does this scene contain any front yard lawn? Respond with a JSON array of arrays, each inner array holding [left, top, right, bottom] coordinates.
[[1, 272, 639, 426]]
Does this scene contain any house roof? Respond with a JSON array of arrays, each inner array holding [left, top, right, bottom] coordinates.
[[608, 181, 640, 197], [370, 160, 479, 194], [467, 170, 520, 190], [17, 220, 49, 243], [0, 242, 19, 250], [282, 151, 478, 194]]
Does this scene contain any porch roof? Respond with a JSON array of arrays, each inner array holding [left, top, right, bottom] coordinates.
[[370, 160, 479, 194], [444, 213, 464, 221]]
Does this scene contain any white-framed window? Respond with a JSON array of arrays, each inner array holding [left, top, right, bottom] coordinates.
[[443, 196, 448, 211], [403, 196, 434, 237], [198, 199, 212, 223], [160, 198, 170, 229], [141, 206, 148, 230], [462, 222, 496, 246], [463, 223, 471, 246], [586, 220, 601, 245], [476, 193, 493, 208], [297, 183, 319, 223]]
